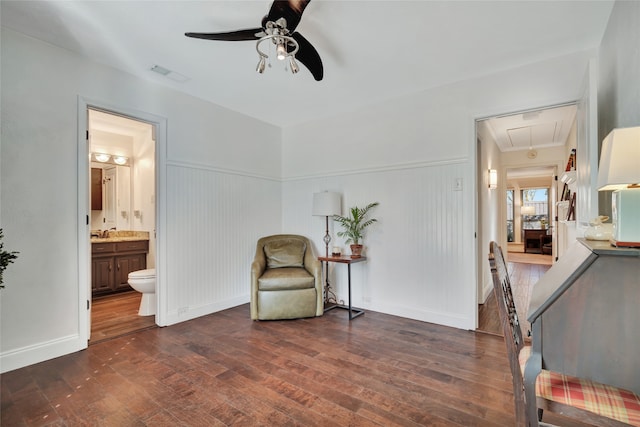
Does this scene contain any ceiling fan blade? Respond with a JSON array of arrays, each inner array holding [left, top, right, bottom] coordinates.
[[266, 0, 311, 32], [185, 28, 263, 41], [291, 32, 323, 81]]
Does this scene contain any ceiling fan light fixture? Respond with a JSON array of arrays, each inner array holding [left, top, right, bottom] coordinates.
[[256, 57, 266, 74], [255, 26, 299, 76], [185, 1, 323, 81], [276, 40, 287, 61], [289, 57, 299, 74]]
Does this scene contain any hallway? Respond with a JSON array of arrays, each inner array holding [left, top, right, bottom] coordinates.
[[477, 259, 551, 337]]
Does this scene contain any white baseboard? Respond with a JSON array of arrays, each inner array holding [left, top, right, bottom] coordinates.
[[481, 283, 493, 304], [368, 302, 475, 331], [1, 334, 86, 374], [162, 295, 250, 326]]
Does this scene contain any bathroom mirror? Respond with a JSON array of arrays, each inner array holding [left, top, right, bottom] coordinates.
[[91, 163, 131, 231]]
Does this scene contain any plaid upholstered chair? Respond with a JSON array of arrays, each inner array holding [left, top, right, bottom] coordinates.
[[488, 242, 640, 427]]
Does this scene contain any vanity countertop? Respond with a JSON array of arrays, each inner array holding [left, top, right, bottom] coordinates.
[[91, 230, 149, 243]]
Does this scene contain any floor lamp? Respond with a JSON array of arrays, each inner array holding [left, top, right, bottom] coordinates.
[[312, 191, 342, 304]]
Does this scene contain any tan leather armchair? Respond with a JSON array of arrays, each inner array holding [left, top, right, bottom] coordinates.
[[251, 234, 323, 320]]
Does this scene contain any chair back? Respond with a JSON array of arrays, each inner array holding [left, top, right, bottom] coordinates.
[[488, 241, 527, 426]]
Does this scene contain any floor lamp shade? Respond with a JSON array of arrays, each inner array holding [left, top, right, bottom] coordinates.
[[312, 192, 342, 217]]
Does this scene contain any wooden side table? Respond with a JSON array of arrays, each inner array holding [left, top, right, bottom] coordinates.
[[318, 255, 367, 320]]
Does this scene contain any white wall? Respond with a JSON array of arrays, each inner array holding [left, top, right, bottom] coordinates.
[[132, 125, 156, 268], [476, 122, 502, 303], [282, 49, 597, 330], [0, 29, 282, 372]]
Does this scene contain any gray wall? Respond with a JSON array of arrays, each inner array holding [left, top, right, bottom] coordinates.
[[597, 1, 640, 218]]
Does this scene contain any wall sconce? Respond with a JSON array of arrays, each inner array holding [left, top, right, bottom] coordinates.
[[596, 126, 640, 247], [488, 169, 498, 189]]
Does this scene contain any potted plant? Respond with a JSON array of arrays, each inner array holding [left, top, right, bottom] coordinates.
[[0, 229, 19, 289], [334, 202, 379, 258]]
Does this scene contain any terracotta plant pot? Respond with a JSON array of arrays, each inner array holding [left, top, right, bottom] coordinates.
[[350, 244, 363, 258]]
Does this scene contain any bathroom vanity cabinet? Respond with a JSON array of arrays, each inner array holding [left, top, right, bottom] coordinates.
[[92, 240, 148, 297]]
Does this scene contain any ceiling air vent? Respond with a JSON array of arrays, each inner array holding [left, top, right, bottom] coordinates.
[[150, 65, 190, 82]]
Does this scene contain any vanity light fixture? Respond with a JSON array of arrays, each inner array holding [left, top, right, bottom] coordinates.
[[488, 169, 498, 189], [91, 152, 130, 166], [94, 153, 111, 163], [113, 156, 128, 165]]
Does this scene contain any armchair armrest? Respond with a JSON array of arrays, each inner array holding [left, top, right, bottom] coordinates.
[[303, 247, 322, 284], [250, 249, 267, 320], [303, 248, 323, 316]]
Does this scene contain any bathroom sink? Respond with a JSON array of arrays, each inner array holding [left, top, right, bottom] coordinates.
[[90, 230, 149, 243]]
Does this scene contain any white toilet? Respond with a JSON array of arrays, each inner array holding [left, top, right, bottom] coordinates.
[[127, 268, 156, 316]]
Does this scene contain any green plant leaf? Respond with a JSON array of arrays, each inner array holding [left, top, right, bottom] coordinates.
[[0, 229, 19, 289], [333, 202, 379, 245]]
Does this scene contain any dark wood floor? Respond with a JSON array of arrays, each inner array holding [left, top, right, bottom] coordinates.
[[91, 291, 157, 344], [2, 303, 594, 426], [477, 259, 551, 338]]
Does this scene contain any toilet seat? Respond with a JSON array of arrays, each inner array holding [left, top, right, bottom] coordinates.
[[128, 268, 155, 280]]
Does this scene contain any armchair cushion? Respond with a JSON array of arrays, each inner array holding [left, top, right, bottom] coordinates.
[[258, 268, 315, 291], [264, 239, 306, 268]]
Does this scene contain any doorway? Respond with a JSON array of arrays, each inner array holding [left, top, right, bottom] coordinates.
[[475, 103, 576, 335], [505, 169, 555, 259], [87, 108, 157, 343]]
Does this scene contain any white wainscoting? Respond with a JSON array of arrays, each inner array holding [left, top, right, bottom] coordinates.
[[282, 159, 476, 330], [163, 163, 281, 325]]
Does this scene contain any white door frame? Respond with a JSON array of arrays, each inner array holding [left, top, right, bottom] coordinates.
[[474, 101, 579, 328], [77, 96, 167, 343]]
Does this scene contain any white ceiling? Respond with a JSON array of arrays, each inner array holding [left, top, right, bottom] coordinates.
[[507, 166, 556, 179], [482, 103, 578, 152], [506, 165, 556, 189], [0, 1, 614, 128], [89, 109, 151, 139]]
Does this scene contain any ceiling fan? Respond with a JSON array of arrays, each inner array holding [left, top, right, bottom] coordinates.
[[185, 0, 323, 81]]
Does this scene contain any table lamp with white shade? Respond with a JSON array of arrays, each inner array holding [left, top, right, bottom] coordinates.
[[596, 126, 640, 247]]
